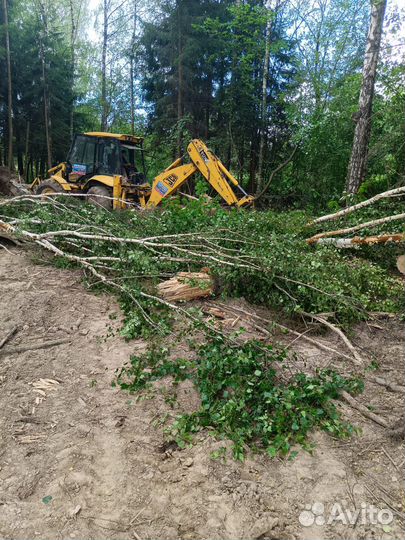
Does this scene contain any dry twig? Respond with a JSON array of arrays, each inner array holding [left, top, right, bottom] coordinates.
[[340, 390, 388, 428], [210, 302, 358, 363], [301, 311, 363, 365], [0, 338, 71, 356], [0, 326, 18, 350]]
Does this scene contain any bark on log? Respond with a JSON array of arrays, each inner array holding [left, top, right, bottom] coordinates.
[[309, 233, 405, 248], [307, 213, 405, 244]]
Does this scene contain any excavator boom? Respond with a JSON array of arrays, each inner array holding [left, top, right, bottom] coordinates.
[[147, 139, 254, 208]]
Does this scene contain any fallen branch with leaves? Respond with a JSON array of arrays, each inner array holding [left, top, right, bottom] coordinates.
[[1, 193, 403, 458], [308, 186, 405, 226], [0, 194, 402, 358]]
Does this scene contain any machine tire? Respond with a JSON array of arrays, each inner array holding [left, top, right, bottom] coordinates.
[[36, 179, 64, 196], [87, 185, 113, 210]]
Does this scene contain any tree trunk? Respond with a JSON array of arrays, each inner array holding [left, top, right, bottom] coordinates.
[[37, 0, 52, 169], [69, 0, 76, 140], [15, 123, 24, 175], [130, 57, 135, 135], [40, 43, 52, 169], [24, 120, 30, 181], [100, 0, 108, 131], [177, 3, 183, 155], [257, 5, 272, 194], [129, 0, 137, 136], [346, 0, 387, 195], [3, 0, 13, 172]]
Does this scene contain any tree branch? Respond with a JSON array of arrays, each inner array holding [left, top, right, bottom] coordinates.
[[255, 146, 297, 201], [308, 186, 405, 226], [307, 213, 405, 244]]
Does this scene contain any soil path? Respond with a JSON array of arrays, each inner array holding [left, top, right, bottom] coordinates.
[[0, 248, 403, 539]]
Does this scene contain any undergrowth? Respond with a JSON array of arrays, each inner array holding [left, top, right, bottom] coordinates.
[[115, 334, 364, 460]]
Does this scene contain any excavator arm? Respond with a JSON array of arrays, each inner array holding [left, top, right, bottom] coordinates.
[[146, 139, 254, 208]]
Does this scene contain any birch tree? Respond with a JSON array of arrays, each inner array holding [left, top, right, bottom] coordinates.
[[256, 3, 273, 194], [129, 0, 138, 136], [346, 0, 387, 195], [68, 0, 83, 139]]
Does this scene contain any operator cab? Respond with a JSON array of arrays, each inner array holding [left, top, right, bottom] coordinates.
[[66, 132, 146, 185]]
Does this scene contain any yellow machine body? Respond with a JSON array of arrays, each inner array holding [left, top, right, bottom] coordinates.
[[32, 133, 254, 210]]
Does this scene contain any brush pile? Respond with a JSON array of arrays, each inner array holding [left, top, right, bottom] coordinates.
[[0, 193, 403, 340], [1, 192, 403, 458]]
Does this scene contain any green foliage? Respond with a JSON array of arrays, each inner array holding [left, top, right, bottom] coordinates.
[[2, 197, 402, 338], [116, 334, 363, 459], [311, 197, 405, 273]]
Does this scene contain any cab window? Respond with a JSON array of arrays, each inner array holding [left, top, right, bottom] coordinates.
[[82, 141, 96, 174], [97, 140, 120, 175], [69, 136, 96, 176]]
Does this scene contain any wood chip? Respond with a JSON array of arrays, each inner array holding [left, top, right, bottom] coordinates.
[[70, 504, 82, 517]]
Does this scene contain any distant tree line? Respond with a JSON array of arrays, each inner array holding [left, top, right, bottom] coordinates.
[[0, 0, 404, 208]]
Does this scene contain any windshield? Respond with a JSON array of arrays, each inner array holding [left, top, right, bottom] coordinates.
[[68, 135, 97, 176], [97, 140, 121, 175], [121, 145, 137, 169], [120, 143, 145, 178]]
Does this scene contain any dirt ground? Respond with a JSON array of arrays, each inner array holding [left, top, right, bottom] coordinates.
[[0, 246, 404, 540]]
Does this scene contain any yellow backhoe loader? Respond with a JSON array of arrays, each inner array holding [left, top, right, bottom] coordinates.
[[31, 132, 254, 209]]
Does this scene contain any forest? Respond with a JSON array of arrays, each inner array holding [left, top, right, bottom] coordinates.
[[0, 0, 404, 209], [0, 2, 404, 539]]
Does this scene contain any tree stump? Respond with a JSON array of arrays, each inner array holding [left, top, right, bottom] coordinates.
[[157, 271, 214, 302]]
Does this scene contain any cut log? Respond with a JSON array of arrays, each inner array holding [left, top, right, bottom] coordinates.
[[397, 255, 405, 275], [310, 233, 405, 248], [307, 213, 405, 244], [157, 271, 214, 302]]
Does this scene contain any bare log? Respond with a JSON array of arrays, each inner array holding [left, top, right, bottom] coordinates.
[[308, 186, 405, 226], [310, 233, 405, 248], [157, 271, 214, 302], [369, 376, 405, 394], [307, 213, 405, 244]]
